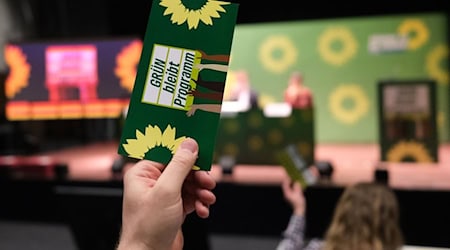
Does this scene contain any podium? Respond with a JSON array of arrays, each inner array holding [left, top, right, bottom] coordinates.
[[214, 107, 315, 166]]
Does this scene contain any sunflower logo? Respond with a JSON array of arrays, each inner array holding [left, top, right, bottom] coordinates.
[[223, 142, 239, 156], [114, 40, 143, 92], [259, 35, 298, 73], [329, 84, 369, 124], [398, 18, 429, 50], [280, 116, 295, 128], [318, 26, 358, 66], [4, 45, 31, 98], [248, 135, 264, 152], [386, 141, 434, 163], [267, 129, 283, 145], [247, 111, 263, 128], [122, 124, 196, 166], [425, 44, 448, 85], [297, 142, 312, 159], [223, 119, 239, 134], [160, 0, 230, 30]]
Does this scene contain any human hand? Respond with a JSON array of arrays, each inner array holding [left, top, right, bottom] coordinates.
[[281, 178, 306, 216], [186, 105, 198, 117], [194, 63, 205, 71], [187, 89, 198, 97], [117, 138, 216, 250]]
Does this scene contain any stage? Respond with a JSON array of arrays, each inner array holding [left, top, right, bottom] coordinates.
[[1, 141, 450, 249], [4, 141, 446, 190]]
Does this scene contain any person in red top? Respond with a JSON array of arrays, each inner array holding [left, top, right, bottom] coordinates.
[[284, 71, 313, 109]]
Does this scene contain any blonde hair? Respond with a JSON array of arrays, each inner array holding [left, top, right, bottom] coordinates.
[[323, 182, 403, 250]]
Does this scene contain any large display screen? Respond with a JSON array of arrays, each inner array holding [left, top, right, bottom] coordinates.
[[3, 37, 142, 120], [378, 79, 438, 162]]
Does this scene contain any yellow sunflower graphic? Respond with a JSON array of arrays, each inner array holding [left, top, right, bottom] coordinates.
[[247, 111, 263, 128], [4, 45, 31, 98], [425, 44, 448, 85], [267, 129, 283, 145], [223, 119, 239, 134], [297, 142, 312, 159], [329, 84, 369, 124], [280, 116, 295, 128], [223, 142, 239, 156], [259, 35, 298, 73], [398, 18, 429, 50], [318, 26, 358, 66], [247, 135, 264, 152], [114, 40, 143, 92], [386, 141, 434, 163], [160, 0, 229, 30], [122, 124, 186, 159]]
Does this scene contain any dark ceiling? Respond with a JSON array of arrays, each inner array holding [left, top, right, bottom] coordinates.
[[8, 0, 450, 40]]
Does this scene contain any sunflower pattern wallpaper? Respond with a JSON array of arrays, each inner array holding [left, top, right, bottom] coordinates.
[[225, 12, 449, 148], [118, 0, 239, 170]]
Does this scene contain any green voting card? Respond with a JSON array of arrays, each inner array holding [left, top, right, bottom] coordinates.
[[118, 0, 239, 170], [276, 144, 317, 188]]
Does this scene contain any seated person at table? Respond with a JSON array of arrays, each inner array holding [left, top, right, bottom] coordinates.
[[227, 70, 259, 110], [284, 71, 313, 109], [276, 180, 403, 250]]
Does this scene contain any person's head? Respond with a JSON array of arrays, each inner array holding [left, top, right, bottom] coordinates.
[[323, 182, 403, 250], [229, 70, 251, 98], [235, 70, 250, 87], [289, 71, 304, 86]]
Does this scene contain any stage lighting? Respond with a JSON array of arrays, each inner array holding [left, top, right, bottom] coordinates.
[[111, 157, 126, 174], [374, 164, 389, 184], [219, 155, 235, 175], [315, 161, 334, 179], [54, 163, 69, 179]]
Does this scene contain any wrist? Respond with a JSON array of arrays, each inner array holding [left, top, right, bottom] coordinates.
[[117, 241, 154, 250], [293, 207, 305, 216], [117, 230, 181, 250], [117, 233, 158, 250]]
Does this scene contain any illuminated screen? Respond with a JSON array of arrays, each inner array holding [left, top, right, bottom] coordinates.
[[4, 37, 142, 120]]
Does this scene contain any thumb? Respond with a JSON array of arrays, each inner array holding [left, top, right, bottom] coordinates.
[[157, 138, 198, 190]]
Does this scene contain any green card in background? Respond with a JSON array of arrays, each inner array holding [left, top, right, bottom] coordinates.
[[118, 0, 239, 170], [276, 144, 317, 188]]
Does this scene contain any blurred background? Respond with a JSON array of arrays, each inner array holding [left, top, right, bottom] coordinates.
[[0, 0, 449, 250], [1, 0, 449, 148]]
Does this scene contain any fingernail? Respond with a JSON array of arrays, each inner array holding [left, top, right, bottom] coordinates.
[[180, 138, 197, 153]]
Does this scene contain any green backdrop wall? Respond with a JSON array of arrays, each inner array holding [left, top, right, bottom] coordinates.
[[226, 12, 449, 143]]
